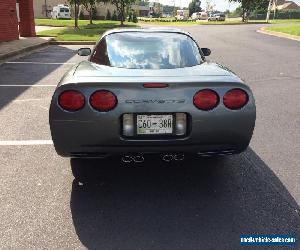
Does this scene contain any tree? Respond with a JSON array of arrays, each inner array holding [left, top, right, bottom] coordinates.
[[110, 0, 136, 26], [229, 0, 268, 22], [68, 0, 82, 29], [189, 0, 201, 15], [81, 0, 105, 24]]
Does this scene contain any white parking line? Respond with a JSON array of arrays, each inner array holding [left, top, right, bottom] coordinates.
[[5, 62, 76, 65], [0, 85, 56, 87], [0, 140, 53, 146]]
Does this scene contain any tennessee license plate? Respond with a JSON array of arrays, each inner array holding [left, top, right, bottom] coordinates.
[[136, 114, 173, 135]]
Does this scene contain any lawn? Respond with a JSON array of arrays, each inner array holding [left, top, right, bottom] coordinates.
[[265, 24, 300, 36], [36, 19, 138, 41], [139, 19, 268, 26]]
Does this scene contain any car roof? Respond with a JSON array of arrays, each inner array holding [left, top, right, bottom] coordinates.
[[102, 27, 191, 38]]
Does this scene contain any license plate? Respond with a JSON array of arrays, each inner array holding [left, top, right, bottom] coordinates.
[[136, 114, 173, 135]]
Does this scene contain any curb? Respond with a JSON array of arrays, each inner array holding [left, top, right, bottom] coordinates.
[[0, 40, 50, 61], [49, 41, 96, 45], [257, 27, 300, 42]]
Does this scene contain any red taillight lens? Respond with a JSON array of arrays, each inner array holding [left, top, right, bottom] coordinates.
[[58, 90, 85, 111], [223, 89, 248, 110], [90, 90, 117, 111], [193, 89, 219, 110]]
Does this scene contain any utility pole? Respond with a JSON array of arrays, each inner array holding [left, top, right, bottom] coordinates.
[[266, 0, 273, 23]]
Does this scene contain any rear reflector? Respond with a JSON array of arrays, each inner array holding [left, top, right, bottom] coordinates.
[[193, 89, 219, 111], [143, 83, 169, 88], [58, 90, 85, 111], [223, 89, 248, 110], [90, 90, 117, 111]]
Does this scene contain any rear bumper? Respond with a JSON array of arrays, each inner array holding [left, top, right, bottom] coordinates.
[[50, 82, 256, 158], [50, 112, 255, 157]]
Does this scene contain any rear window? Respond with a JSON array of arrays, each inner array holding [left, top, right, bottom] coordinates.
[[90, 32, 203, 69]]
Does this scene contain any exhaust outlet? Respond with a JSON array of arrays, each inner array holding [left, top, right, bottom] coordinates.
[[162, 154, 174, 162], [133, 155, 144, 163], [122, 155, 133, 163]]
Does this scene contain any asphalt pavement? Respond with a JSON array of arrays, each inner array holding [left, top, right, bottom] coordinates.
[[0, 24, 299, 249]]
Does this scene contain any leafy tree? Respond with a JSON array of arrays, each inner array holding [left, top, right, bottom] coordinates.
[[68, 0, 82, 28], [81, 0, 106, 24], [110, 0, 136, 26], [188, 0, 200, 16], [229, 0, 269, 22], [106, 9, 112, 20]]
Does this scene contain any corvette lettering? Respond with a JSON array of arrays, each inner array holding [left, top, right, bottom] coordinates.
[[125, 100, 186, 104]]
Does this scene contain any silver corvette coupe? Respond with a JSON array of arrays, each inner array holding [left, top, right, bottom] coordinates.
[[49, 28, 256, 163]]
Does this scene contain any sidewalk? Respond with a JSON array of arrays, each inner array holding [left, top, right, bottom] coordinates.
[[0, 37, 52, 61]]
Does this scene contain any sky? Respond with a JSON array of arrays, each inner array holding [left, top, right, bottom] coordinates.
[[158, 0, 300, 11]]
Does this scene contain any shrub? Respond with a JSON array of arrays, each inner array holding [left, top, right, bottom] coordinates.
[[79, 11, 85, 20], [112, 10, 118, 20], [132, 12, 138, 23], [106, 9, 111, 20]]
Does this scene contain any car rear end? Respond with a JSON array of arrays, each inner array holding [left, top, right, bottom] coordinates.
[[49, 30, 256, 158], [50, 77, 255, 158]]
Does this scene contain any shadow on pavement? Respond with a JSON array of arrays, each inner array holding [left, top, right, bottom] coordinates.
[[0, 45, 77, 111], [70, 148, 300, 250]]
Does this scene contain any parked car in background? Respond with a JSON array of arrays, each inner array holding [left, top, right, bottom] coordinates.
[[51, 4, 71, 19], [208, 13, 226, 21], [175, 9, 189, 20], [191, 12, 208, 20]]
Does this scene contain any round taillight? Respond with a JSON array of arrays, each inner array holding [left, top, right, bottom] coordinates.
[[90, 90, 117, 111], [58, 90, 85, 111], [193, 89, 219, 110], [223, 89, 248, 110]]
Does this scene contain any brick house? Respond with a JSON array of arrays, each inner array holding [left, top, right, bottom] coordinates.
[[0, 0, 36, 42]]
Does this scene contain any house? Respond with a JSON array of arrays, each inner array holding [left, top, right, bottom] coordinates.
[[272, 0, 300, 10], [131, 5, 150, 17]]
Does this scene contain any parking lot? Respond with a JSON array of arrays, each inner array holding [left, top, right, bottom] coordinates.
[[0, 24, 299, 249]]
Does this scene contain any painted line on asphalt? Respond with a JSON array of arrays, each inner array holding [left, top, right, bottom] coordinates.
[[5, 62, 76, 65], [0, 140, 53, 146], [13, 98, 50, 102], [0, 85, 56, 87]]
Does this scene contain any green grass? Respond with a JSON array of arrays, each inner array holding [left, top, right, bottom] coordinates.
[[35, 18, 123, 27], [36, 20, 138, 41], [139, 19, 268, 26], [268, 19, 300, 24], [266, 24, 300, 36]]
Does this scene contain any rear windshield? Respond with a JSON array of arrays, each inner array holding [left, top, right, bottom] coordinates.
[[90, 32, 203, 69]]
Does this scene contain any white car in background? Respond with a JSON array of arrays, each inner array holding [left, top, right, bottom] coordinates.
[[208, 13, 226, 21], [51, 4, 71, 19], [191, 12, 208, 20]]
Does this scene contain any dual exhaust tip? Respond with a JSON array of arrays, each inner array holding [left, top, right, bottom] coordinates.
[[121, 153, 185, 163]]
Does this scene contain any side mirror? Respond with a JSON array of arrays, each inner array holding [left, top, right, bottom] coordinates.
[[78, 48, 91, 56], [201, 48, 211, 57]]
